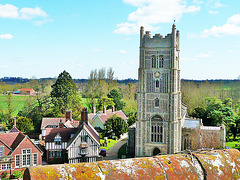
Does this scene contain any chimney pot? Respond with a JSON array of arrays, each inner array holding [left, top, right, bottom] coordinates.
[[103, 106, 106, 114], [13, 118, 16, 128], [93, 107, 96, 114], [66, 110, 72, 121], [81, 107, 88, 125]]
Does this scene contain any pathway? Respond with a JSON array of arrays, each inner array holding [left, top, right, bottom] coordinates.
[[103, 137, 127, 160]]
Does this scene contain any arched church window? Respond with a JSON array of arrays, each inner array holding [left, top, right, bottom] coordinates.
[[156, 80, 159, 88], [159, 55, 164, 68], [152, 55, 156, 68], [155, 98, 159, 107], [151, 115, 163, 143]]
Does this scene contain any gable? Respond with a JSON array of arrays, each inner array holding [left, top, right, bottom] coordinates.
[[0, 140, 11, 156], [67, 123, 100, 150], [11, 136, 43, 155]]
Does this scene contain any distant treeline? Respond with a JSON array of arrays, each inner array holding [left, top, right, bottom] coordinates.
[[0, 77, 138, 84]]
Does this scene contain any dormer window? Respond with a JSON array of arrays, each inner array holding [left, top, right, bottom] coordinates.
[[54, 133, 62, 145]]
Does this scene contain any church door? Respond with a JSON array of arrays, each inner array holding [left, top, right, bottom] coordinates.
[[152, 148, 161, 156]]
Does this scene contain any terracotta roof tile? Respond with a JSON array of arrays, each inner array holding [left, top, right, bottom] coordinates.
[[95, 109, 128, 123], [0, 132, 25, 154]]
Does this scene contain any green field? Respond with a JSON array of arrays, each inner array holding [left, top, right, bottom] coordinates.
[[0, 94, 29, 116], [99, 139, 118, 150]]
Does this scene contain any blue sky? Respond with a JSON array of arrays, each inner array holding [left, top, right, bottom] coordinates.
[[0, 0, 239, 80]]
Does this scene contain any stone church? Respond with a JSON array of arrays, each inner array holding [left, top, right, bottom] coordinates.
[[127, 24, 226, 157]]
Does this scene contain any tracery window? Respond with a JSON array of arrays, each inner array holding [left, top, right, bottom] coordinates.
[[155, 98, 159, 107], [159, 55, 164, 68], [156, 80, 159, 88], [151, 115, 163, 143], [152, 55, 156, 68]]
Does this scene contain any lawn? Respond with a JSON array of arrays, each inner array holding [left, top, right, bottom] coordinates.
[[225, 141, 240, 149], [0, 94, 29, 116], [99, 139, 118, 151]]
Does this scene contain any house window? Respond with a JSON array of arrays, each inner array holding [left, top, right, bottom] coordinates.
[[22, 149, 31, 167], [54, 136, 62, 145], [49, 151, 54, 158], [0, 146, 4, 157], [151, 115, 163, 143], [56, 151, 61, 158], [1, 164, 11, 170], [33, 154, 38, 166], [15, 155, 20, 168], [55, 140, 61, 145], [81, 136, 88, 142]]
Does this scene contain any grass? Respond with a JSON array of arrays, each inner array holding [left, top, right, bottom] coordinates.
[[0, 94, 29, 116], [99, 139, 118, 151]]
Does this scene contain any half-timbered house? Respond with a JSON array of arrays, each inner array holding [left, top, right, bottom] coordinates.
[[66, 108, 100, 163]]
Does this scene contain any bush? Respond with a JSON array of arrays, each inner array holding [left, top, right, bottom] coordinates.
[[11, 170, 23, 179], [1, 171, 9, 179]]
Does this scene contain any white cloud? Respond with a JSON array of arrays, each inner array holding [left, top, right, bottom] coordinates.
[[0, 4, 49, 21], [119, 50, 127, 54], [201, 23, 240, 37], [0, 4, 19, 18], [0, 34, 13, 39], [93, 49, 101, 52], [34, 19, 53, 26], [20, 7, 48, 20], [187, 32, 198, 38], [208, 10, 219, 14], [0, 65, 8, 68], [201, 14, 240, 37], [207, 0, 224, 8], [182, 52, 211, 62], [227, 14, 240, 25], [196, 53, 211, 58], [115, 0, 200, 34]]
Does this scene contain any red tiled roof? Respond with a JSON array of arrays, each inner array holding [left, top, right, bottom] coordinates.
[[95, 109, 128, 123], [84, 123, 100, 144], [45, 128, 78, 142], [19, 88, 35, 92], [41, 118, 67, 129], [0, 132, 25, 155], [41, 118, 79, 129]]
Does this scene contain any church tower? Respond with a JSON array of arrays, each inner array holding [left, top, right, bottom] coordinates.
[[136, 24, 186, 156]]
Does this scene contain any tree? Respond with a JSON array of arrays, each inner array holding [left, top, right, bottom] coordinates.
[[127, 112, 137, 126], [16, 116, 34, 133], [51, 70, 77, 113], [107, 89, 125, 110], [105, 114, 128, 138], [97, 96, 114, 111]]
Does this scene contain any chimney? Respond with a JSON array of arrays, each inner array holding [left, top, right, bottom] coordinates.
[[81, 107, 88, 125], [112, 105, 115, 113], [13, 118, 16, 128], [66, 110, 72, 121], [103, 106, 106, 114], [59, 119, 64, 128], [93, 107, 96, 114]]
